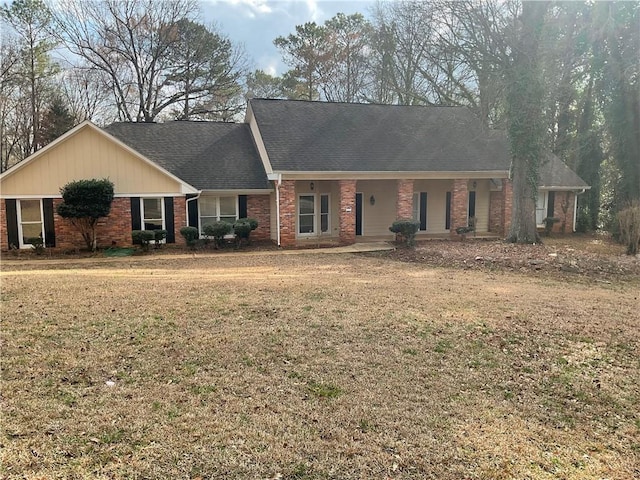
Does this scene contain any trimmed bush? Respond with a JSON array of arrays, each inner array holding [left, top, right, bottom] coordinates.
[[618, 201, 640, 255], [202, 221, 232, 248], [26, 236, 45, 255], [153, 229, 167, 247], [132, 230, 155, 251], [233, 218, 259, 246], [180, 226, 199, 248], [389, 219, 420, 247]]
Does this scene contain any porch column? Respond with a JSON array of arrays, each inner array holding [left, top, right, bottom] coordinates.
[[501, 178, 513, 236], [339, 180, 357, 245], [396, 179, 414, 219], [450, 178, 469, 238], [278, 180, 296, 247]]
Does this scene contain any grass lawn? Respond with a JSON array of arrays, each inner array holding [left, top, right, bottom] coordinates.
[[1, 249, 639, 479]]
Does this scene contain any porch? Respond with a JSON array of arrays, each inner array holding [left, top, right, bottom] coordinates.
[[276, 178, 511, 248]]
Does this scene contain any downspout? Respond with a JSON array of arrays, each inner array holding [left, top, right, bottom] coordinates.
[[573, 188, 586, 232], [275, 174, 282, 247]]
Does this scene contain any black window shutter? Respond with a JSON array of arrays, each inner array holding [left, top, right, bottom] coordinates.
[[468, 191, 476, 218], [130, 197, 141, 230], [547, 191, 555, 218], [419, 192, 427, 231], [164, 197, 175, 243], [238, 195, 248, 219], [43, 198, 56, 247], [445, 192, 451, 230], [187, 195, 199, 228], [5, 199, 19, 247]]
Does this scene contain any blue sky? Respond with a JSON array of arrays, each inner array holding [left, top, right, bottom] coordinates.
[[201, 0, 375, 75]]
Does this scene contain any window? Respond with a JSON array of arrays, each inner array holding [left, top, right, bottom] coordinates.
[[412, 193, 420, 223], [17, 199, 44, 248], [141, 198, 165, 230], [199, 196, 238, 233], [299, 194, 315, 234], [412, 192, 427, 231], [320, 194, 330, 233], [536, 192, 547, 226]]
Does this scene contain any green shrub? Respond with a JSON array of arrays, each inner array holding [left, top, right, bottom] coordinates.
[[542, 217, 560, 236], [389, 219, 420, 247], [26, 236, 45, 255], [233, 218, 259, 246], [153, 229, 167, 247], [202, 221, 232, 248], [131, 230, 155, 251], [617, 201, 640, 255], [180, 226, 199, 248]]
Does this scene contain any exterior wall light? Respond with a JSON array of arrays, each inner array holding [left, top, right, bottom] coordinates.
[[370, 195, 375, 206]]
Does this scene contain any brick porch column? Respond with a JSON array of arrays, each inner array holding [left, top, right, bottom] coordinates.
[[396, 179, 414, 219], [501, 178, 513, 236], [173, 196, 187, 245], [450, 178, 469, 238], [339, 180, 357, 244], [247, 194, 271, 241], [278, 180, 296, 247]]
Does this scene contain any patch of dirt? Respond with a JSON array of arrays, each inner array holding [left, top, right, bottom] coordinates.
[[383, 235, 640, 282]]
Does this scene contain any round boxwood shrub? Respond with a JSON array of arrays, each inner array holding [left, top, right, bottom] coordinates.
[[203, 221, 232, 248], [389, 219, 420, 247], [180, 226, 199, 248], [132, 230, 155, 251], [233, 218, 259, 245]]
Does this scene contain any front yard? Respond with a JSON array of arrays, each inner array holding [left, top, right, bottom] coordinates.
[[1, 244, 639, 479]]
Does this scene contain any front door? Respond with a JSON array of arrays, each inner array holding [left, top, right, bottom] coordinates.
[[355, 192, 363, 236]]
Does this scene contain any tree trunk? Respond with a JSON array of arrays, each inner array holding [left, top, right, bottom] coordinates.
[[505, 1, 548, 244]]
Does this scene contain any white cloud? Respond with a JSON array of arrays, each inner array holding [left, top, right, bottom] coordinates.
[[204, 0, 272, 18]]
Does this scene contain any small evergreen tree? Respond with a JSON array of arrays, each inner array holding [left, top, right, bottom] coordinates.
[[57, 178, 114, 251]]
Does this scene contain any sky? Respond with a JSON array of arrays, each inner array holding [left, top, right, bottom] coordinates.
[[200, 0, 375, 76]]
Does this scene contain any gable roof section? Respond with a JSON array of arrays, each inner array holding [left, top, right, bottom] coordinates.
[[0, 121, 197, 196], [104, 121, 271, 191], [539, 154, 590, 189], [249, 98, 511, 173]]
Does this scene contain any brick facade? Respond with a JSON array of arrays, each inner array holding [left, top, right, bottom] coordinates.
[[247, 194, 271, 241], [450, 178, 469, 237], [551, 191, 575, 233], [339, 180, 357, 245], [489, 191, 503, 234], [53, 197, 133, 250], [396, 179, 414, 219], [172, 196, 187, 246], [278, 180, 296, 247]]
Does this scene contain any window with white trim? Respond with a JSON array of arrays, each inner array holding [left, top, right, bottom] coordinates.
[[17, 199, 44, 248], [298, 194, 315, 235], [536, 192, 547, 226], [320, 194, 330, 234], [199, 196, 238, 233], [141, 198, 165, 230]]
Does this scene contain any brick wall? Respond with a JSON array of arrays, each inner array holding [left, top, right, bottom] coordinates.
[[0, 199, 7, 251], [173, 196, 187, 245], [489, 190, 503, 234], [396, 179, 414, 219], [502, 178, 513, 235], [339, 180, 356, 245], [552, 191, 575, 233], [278, 180, 296, 247], [247, 194, 271, 241], [53, 197, 133, 250], [450, 178, 469, 237]]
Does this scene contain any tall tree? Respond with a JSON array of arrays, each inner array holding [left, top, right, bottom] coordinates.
[[38, 96, 76, 146], [51, 0, 203, 122], [505, 1, 549, 244], [165, 19, 246, 121], [274, 22, 329, 100], [1, 0, 57, 155]]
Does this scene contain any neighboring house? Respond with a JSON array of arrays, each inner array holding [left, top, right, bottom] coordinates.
[[0, 99, 589, 251]]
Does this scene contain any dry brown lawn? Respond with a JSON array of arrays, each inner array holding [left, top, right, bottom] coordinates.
[[1, 247, 639, 479]]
